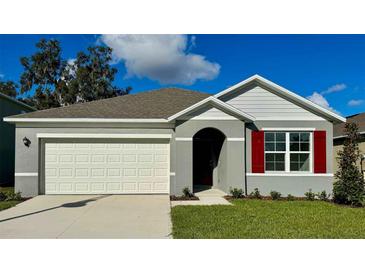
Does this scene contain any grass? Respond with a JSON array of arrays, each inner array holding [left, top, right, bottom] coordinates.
[[171, 199, 365, 238], [0, 201, 20, 211], [0, 187, 21, 212]]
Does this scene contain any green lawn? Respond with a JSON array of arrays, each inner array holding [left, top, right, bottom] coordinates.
[[0, 187, 21, 212], [0, 201, 20, 211], [171, 199, 365, 239]]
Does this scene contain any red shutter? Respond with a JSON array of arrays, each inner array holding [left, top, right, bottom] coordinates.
[[252, 130, 264, 173], [314, 130, 326, 173]]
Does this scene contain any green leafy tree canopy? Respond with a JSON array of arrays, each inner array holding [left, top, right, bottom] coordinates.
[[0, 80, 18, 98], [19, 39, 130, 110]]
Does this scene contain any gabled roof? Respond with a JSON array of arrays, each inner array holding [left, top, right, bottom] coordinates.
[[215, 74, 346, 123], [167, 96, 255, 122], [5, 88, 210, 121], [334, 112, 365, 138], [4, 75, 347, 124], [0, 92, 36, 111]]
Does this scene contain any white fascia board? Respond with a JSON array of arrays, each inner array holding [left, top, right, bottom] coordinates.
[[214, 74, 346, 123], [37, 133, 172, 139], [261, 127, 316, 131], [167, 96, 255, 122], [3, 118, 169, 123]]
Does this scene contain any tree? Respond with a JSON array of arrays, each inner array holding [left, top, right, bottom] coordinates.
[[333, 122, 364, 206], [19, 39, 65, 109], [19, 39, 130, 109], [63, 46, 131, 105], [0, 80, 18, 98]]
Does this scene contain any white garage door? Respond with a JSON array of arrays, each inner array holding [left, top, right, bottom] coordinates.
[[44, 140, 170, 194]]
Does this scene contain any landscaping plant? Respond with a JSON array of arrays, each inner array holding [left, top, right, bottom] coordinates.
[[230, 188, 244, 198], [249, 188, 262, 199], [304, 189, 316, 201], [286, 194, 295, 201], [182, 187, 194, 198], [317, 190, 330, 201], [333, 122, 365, 206], [270, 190, 281, 200]]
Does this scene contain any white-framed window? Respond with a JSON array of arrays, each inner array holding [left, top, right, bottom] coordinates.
[[264, 131, 312, 173]]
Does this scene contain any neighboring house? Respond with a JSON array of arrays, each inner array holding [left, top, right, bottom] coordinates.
[[333, 112, 365, 175], [0, 93, 35, 186], [4, 75, 345, 197]]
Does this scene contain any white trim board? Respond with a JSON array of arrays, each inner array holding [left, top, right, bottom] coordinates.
[[214, 74, 346, 123], [246, 173, 333, 177], [175, 137, 192, 141], [261, 128, 316, 131], [15, 172, 38, 177], [167, 96, 255, 122], [227, 138, 245, 141], [37, 133, 172, 139]]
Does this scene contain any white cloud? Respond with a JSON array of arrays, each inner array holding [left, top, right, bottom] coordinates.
[[100, 34, 220, 85], [348, 99, 364, 106], [307, 92, 338, 113], [321, 83, 346, 95], [66, 58, 77, 77]]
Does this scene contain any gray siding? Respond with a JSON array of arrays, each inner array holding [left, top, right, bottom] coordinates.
[[0, 97, 33, 186], [220, 84, 325, 121]]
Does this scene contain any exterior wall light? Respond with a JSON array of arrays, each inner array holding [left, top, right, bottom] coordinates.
[[23, 137, 31, 147]]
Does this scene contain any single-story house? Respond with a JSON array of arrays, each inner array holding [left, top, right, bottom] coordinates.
[[333, 112, 365, 175], [0, 92, 35, 186], [4, 75, 346, 197]]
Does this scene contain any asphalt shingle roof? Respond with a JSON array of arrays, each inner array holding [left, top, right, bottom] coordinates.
[[10, 88, 210, 119], [334, 112, 365, 137]]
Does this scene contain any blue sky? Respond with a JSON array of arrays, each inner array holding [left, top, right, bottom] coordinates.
[[0, 34, 364, 117]]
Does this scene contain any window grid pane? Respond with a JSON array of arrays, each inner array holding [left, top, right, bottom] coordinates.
[[290, 132, 310, 152]]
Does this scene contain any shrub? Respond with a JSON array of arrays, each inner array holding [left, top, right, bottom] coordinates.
[[270, 190, 281, 200], [304, 189, 316, 201], [230, 188, 244, 198], [286, 194, 295, 201], [317, 190, 330, 201], [249, 188, 262, 199], [333, 122, 365, 207], [0, 192, 6, 201], [4, 191, 22, 201], [182, 187, 193, 198]]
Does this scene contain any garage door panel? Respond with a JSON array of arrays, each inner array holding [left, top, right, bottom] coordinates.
[[45, 140, 169, 194]]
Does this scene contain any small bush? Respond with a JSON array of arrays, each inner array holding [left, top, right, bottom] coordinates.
[[230, 188, 244, 199], [270, 190, 281, 200], [317, 190, 330, 201], [0, 192, 6, 201], [182, 187, 193, 198], [4, 191, 22, 201], [249, 188, 262, 199], [304, 189, 316, 201], [287, 194, 295, 201]]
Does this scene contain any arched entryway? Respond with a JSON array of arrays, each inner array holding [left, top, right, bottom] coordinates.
[[193, 128, 226, 192]]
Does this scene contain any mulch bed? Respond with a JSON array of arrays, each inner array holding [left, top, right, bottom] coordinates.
[[170, 195, 200, 201], [224, 195, 307, 201]]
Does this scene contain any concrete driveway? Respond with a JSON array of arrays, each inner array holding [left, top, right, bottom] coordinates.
[[0, 195, 172, 239]]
